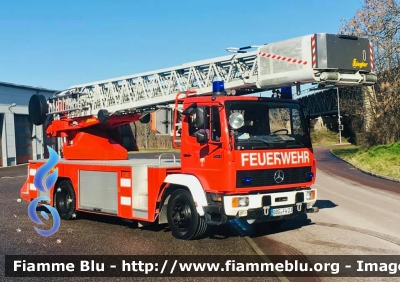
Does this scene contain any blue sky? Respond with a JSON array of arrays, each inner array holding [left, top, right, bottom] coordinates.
[[0, 0, 363, 90]]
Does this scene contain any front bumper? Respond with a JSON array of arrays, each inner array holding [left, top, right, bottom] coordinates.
[[203, 188, 318, 225], [246, 203, 318, 223]]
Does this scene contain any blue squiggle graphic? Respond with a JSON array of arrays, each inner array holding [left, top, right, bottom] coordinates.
[[28, 146, 61, 237], [34, 147, 59, 193], [28, 196, 61, 236]]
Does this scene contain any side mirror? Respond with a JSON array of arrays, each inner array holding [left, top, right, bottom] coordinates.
[[139, 113, 151, 124], [196, 130, 208, 144], [182, 103, 197, 116], [194, 107, 207, 129]]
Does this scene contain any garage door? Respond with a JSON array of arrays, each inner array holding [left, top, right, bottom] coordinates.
[[0, 114, 3, 167], [14, 114, 33, 164]]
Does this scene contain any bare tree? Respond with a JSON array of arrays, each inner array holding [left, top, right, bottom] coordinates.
[[340, 0, 400, 146], [130, 122, 173, 150]]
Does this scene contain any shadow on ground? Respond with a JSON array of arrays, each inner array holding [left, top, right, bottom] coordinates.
[[314, 199, 338, 209], [35, 208, 242, 241], [245, 205, 337, 239], [36, 199, 338, 241]]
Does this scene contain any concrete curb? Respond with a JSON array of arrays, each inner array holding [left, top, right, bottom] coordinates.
[[329, 149, 400, 183]]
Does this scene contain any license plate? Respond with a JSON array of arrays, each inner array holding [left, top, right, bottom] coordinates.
[[270, 207, 293, 217]]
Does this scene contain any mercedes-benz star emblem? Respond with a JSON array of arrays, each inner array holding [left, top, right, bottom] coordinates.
[[274, 170, 284, 183]]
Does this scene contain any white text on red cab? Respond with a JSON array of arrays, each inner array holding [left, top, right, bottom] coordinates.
[[241, 151, 310, 166]]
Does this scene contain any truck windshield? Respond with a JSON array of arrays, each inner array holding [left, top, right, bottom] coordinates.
[[225, 100, 311, 150]]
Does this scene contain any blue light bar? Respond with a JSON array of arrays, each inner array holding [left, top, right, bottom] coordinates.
[[213, 81, 225, 93], [280, 87, 293, 99], [281, 87, 292, 94], [242, 177, 252, 185]]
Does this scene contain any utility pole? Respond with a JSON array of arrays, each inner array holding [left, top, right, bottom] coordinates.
[[337, 87, 342, 144], [145, 124, 148, 149]]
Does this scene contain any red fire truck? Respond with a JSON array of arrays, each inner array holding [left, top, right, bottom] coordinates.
[[20, 33, 376, 240]]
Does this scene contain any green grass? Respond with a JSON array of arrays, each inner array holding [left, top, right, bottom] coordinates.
[[331, 142, 400, 180], [311, 130, 338, 144], [311, 130, 347, 146]]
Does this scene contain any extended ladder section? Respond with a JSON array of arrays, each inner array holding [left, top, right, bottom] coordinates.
[[45, 33, 376, 121]]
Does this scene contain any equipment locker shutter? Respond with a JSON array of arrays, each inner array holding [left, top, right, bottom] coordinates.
[[14, 114, 33, 164]]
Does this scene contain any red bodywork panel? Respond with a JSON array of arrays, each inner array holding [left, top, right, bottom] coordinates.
[[179, 95, 316, 194], [62, 131, 128, 160], [47, 114, 142, 160], [20, 161, 181, 222]]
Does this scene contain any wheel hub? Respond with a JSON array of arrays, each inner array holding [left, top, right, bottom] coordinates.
[[172, 201, 192, 229], [57, 189, 71, 213]]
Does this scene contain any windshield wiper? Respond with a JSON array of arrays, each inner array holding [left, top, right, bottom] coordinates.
[[251, 139, 273, 149], [251, 145, 272, 149], [284, 140, 305, 147], [237, 137, 273, 148]]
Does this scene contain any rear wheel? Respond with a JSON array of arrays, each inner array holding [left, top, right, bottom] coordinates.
[[54, 180, 76, 220], [166, 189, 208, 240]]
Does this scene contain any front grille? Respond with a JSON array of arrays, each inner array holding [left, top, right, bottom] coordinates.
[[236, 166, 312, 188]]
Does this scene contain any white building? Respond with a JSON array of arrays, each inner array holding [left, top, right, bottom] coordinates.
[[0, 82, 59, 167]]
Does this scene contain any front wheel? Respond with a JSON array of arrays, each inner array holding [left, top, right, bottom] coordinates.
[[54, 180, 76, 220], [166, 189, 209, 240]]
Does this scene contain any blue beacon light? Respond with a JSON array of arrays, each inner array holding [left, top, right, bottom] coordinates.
[[212, 81, 225, 101]]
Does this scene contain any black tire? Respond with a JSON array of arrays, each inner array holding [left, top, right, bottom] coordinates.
[[98, 109, 110, 123], [54, 180, 76, 220], [166, 189, 208, 240], [29, 94, 48, 126]]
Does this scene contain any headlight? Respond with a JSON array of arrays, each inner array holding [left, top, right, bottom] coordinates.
[[232, 197, 249, 207], [229, 112, 244, 129]]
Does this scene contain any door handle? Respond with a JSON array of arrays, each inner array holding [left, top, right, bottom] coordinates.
[[183, 154, 192, 157]]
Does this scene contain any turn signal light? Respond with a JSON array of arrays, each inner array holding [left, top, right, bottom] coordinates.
[[311, 190, 316, 200], [306, 190, 316, 200]]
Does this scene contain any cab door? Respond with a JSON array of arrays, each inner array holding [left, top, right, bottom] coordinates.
[[180, 105, 224, 189]]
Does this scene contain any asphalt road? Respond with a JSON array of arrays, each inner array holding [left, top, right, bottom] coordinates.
[[314, 146, 400, 193], [2, 147, 400, 281], [0, 162, 277, 282], [248, 146, 400, 281]]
